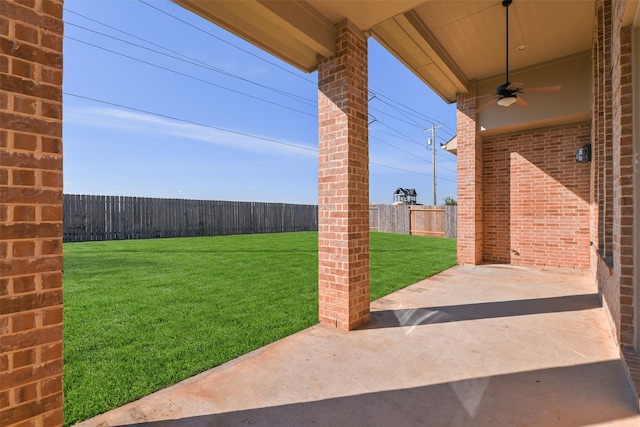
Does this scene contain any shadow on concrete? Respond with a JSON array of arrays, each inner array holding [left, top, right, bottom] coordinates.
[[365, 293, 600, 329], [115, 361, 636, 427]]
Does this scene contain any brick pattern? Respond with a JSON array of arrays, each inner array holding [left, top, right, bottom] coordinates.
[[456, 91, 483, 265], [590, 0, 620, 345], [483, 124, 591, 268], [611, 8, 635, 347], [589, 0, 637, 351], [593, 0, 615, 262], [317, 21, 370, 330], [0, 1, 64, 426]]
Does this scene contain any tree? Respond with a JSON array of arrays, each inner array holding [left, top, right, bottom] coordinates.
[[444, 196, 457, 206]]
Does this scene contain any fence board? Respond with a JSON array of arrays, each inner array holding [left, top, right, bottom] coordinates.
[[445, 206, 457, 239], [63, 194, 318, 242], [369, 204, 410, 234], [410, 206, 445, 237]]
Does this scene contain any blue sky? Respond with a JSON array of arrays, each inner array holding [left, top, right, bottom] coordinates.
[[63, 0, 458, 206]]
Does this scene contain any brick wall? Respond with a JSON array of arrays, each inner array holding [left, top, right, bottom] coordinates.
[[483, 124, 591, 268], [456, 91, 483, 265], [0, 1, 64, 426], [317, 20, 370, 330]]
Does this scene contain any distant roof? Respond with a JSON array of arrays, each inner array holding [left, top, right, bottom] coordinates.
[[394, 188, 417, 196]]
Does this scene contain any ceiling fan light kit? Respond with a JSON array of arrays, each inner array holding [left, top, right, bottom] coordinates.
[[497, 96, 517, 107]]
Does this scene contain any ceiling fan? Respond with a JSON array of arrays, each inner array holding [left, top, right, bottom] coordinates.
[[476, 0, 561, 113]]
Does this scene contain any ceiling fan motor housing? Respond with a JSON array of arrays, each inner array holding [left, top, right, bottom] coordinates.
[[496, 82, 514, 97]]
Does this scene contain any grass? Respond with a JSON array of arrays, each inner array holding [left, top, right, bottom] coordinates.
[[63, 231, 456, 425]]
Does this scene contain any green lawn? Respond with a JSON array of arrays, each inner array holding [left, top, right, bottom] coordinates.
[[63, 231, 456, 425]]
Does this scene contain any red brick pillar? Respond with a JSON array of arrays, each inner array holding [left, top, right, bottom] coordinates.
[[317, 20, 369, 330], [456, 91, 483, 265], [612, 20, 634, 347], [0, 1, 64, 426]]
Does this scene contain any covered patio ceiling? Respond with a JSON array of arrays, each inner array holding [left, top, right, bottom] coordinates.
[[172, 1, 638, 134], [173, 1, 608, 101]]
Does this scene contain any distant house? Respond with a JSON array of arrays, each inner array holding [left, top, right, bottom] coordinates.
[[393, 188, 418, 205]]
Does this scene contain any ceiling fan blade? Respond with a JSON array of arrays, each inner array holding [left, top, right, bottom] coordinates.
[[520, 85, 562, 93], [506, 82, 524, 91], [476, 97, 498, 113], [515, 96, 529, 108], [473, 93, 498, 100]]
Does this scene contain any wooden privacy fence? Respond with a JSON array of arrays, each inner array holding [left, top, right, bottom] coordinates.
[[369, 204, 411, 234], [370, 204, 457, 238], [63, 194, 318, 242]]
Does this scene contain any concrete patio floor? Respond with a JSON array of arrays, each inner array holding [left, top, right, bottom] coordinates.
[[77, 265, 640, 426]]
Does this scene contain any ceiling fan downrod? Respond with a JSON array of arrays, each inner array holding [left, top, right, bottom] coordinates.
[[503, 0, 512, 85]]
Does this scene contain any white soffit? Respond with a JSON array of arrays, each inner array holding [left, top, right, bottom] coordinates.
[[372, 12, 468, 103], [175, 0, 335, 72]]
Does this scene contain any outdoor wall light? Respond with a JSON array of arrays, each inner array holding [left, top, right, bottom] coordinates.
[[576, 144, 592, 162], [497, 95, 518, 107]]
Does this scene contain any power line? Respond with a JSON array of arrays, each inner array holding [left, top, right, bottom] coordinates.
[[66, 35, 453, 173], [138, 0, 316, 85], [370, 135, 429, 162], [369, 115, 457, 174], [371, 121, 457, 169], [372, 102, 458, 163], [369, 87, 456, 132], [65, 36, 316, 118], [63, 4, 457, 182], [64, 19, 316, 107], [65, 9, 197, 61], [373, 120, 424, 148], [369, 105, 427, 130], [64, 92, 318, 153], [142, 0, 456, 143], [370, 162, 456, 182], [370, 91, 459, 162], [369, 87, 457, 137], [369, 90, 457, 156], [369, 104, 460, 162], [67, 7, 459, 167], [63, 34, 453, 172], [370, 93, 425, 129], [370, 125, 458, 174], [77, 2, 458, 147], [64, 92, 454, 182]]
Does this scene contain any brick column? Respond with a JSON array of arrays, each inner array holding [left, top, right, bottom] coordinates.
[[456, 91, 483, 265], [317, 20, 369, 330], [612, 18, 634, 348], [0, 1, 64, 426]]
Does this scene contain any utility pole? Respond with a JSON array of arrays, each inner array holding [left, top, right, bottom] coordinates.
[[426, 124, 443, 206]]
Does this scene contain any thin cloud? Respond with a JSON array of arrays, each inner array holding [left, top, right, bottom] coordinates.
[[65, 106, 318, 158]]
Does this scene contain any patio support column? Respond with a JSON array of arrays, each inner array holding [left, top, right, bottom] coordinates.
[[0, 1, 65, 426], [456, 90, 483, 265], [317, 19, 370, 330]]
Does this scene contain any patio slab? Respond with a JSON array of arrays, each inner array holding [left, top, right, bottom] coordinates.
[[77, 265, 640, 426]]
